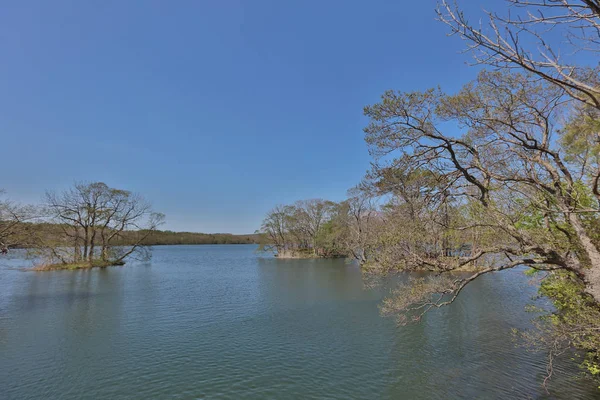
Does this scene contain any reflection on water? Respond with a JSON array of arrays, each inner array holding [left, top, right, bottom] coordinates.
[[0, 245, 597, 399]]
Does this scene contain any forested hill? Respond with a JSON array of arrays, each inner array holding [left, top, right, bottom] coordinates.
[[137, 230, 260, 245], [19, 223, 260, 247]]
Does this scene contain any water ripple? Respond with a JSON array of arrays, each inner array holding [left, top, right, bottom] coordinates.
[[0, 245, 597, 399]]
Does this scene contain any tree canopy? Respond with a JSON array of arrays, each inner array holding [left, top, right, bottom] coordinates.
[[259, 0, 600, 386]]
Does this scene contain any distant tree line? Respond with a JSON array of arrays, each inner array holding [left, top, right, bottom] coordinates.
[[131, 230, 259, 246], [17, 224, 259, 248]]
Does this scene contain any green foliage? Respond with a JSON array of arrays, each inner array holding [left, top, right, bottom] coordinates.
[[524, 268, 540, 277], [360, 67, 600, 386], [539, 272, 600, 379], [560, 108, 600, 164], [259, 199, 353, 258], [315, 219, 349, 258]]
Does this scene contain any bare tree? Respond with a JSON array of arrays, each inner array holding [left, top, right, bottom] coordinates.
[[259, 205, 290, 254], [438, 0, 600, 109], [294, 199, 332, 255], [43, 182, 164, 268], [364, 70, 600, 313], [343, 188, 380, 264], [259, 199, 345, 258]]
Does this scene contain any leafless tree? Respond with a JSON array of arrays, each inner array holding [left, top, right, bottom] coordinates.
[[43, 182, 164, 267], [343, 188, 380, 264], [438, 0, 600, 109], [259, 205, 290, 254]]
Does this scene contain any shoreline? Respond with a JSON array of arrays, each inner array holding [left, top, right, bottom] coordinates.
[[274, 250, 346, 259], [32, 260, 126, 272]]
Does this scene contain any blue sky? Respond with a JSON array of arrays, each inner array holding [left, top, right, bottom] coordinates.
[[1, 0, 494, 233]]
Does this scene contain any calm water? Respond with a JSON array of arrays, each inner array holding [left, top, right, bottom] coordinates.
[[0, 245, 597, 399]]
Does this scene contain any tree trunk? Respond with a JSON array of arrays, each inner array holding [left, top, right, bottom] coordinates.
[[74, 242, 81, 262], [83, 227, 89, 260], [569, 213, 600, 303], [579, 244, 600, 303], [89, 230, 96, 262]]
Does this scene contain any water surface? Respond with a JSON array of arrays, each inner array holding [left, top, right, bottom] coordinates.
[[0, 245, 597, 399]]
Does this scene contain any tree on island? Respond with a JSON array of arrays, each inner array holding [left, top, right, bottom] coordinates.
[[259, 199, 336, 257], [39, 182, 164, 269], [259, 195, 380, 260]]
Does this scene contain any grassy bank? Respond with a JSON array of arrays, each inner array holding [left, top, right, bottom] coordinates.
[[32, 259, 126, 271], [274, 249, 346, 259]]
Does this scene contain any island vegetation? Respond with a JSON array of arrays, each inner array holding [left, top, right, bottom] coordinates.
[[258, 198, 371, 259], [258, 0, 600, 387], [30, 182, 165, 270], [0, 182, 258, 271]]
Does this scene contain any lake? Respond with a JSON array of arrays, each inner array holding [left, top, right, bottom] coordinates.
[[0, 245, 597, 399]]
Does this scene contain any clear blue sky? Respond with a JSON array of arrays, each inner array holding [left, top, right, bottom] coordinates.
[[1, 0, 494, 234]]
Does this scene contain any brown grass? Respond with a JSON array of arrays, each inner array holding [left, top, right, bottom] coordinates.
[[32, 259, 126, 271]]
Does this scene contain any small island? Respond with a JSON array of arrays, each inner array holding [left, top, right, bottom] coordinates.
[[24, 182, 163, 271], [6, 182, 258, 271], [257, 199, 350, 260]]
